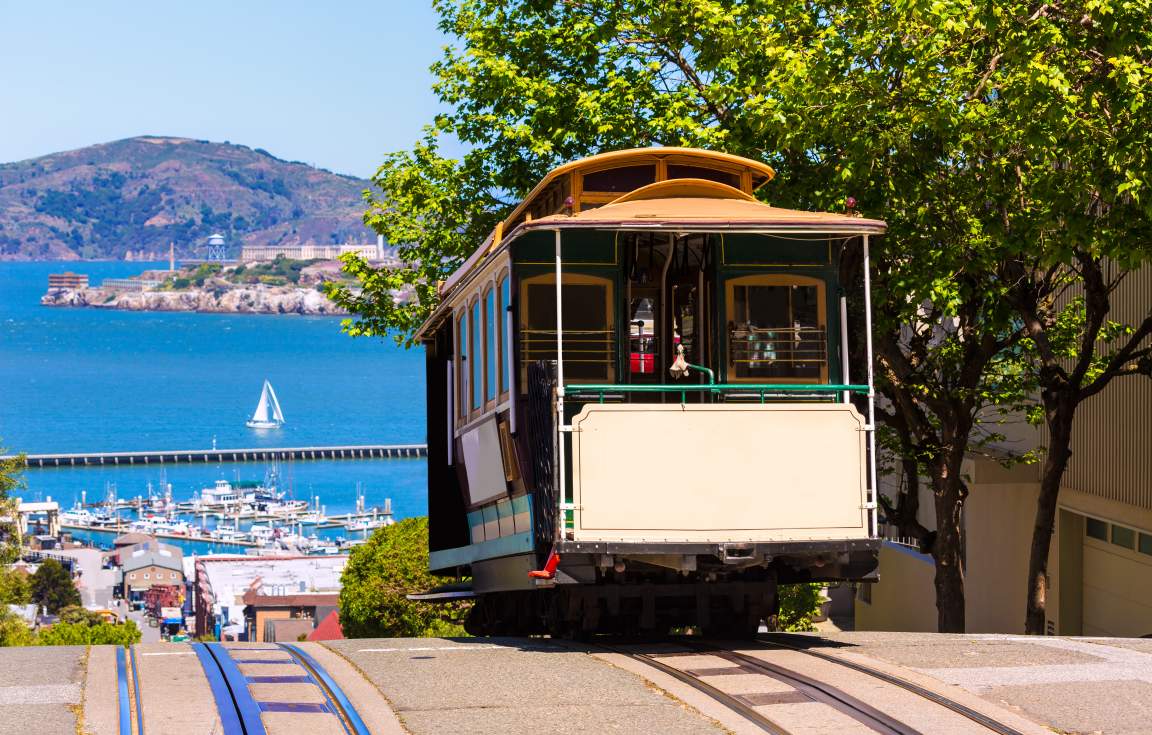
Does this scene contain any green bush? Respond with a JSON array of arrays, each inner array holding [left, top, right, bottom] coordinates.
[[0, 609, 35, 647], [776, 583, 826, 632], [37, 620, 142, 646], [0, 568, 31, 605], [339, 517, 469, 638]]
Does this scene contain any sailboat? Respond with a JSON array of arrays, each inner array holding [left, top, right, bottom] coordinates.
[[246, 380, 285, 429]]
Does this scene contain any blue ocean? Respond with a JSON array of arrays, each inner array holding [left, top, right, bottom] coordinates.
[[0, 261, 427, 549]]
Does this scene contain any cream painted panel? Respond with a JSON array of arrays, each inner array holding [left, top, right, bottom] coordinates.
[[1083, 541, 1152, 637], [461, 417, 508, 505], [571, 403, 867, 542]]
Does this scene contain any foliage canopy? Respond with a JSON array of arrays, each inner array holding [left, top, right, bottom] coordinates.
[[31, 559, 81, 615], [332, 0, 1152, 631]]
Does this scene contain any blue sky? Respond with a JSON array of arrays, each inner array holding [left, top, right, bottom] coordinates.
[[0, 1, 453, 179]]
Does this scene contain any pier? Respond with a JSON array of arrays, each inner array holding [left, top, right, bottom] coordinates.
[[5, 443, 427, 468]]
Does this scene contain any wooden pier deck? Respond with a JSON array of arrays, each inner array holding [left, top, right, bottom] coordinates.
[[5, 443, 427, 468]]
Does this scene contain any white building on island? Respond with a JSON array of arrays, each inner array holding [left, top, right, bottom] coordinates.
[[241, 235, 386, 263]]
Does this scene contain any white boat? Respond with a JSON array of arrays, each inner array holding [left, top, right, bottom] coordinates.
[[60, 509, 96, 526], [197, 480, 251, 510], [246, 380, 285, 429], [210, 525, 246, 543], [247, 524, 276, 545]]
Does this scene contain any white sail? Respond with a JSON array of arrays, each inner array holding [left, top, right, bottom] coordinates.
[[267, 382, 285, 423], [250, 381, 271, 423]]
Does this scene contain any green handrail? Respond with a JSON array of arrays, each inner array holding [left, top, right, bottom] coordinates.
[[563, 383, 869, 404]]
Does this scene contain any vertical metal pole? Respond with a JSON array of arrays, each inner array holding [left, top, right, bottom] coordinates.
[[554, 229, 567, 538], [862, 234, 879, 537], [839, 295, 850, 404]]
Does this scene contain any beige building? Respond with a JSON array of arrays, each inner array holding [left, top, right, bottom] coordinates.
[[240, 235, 385, 263], [858, 267, 1152, 636], [119, 542, 185, 603]]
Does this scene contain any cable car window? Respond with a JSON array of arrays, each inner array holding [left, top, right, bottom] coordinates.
[[499, 275, 510, 395], [485, 287, 497, 402], [582, 165, 656, 193], [520, 274, 615, 383], [471, 300, 482, 410], [457, 312, 468, 419], [667, 164, 740, 189], [726, 275, 827, 381]]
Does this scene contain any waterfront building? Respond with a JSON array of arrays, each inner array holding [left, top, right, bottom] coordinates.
[[100, 277, 163, 292], [240, 234, 389, 263], [119, 541, 184, 603], [14, 498, 60, 539], [47, 272, 88, 289], [192, 555, 347, 641], [240, 242, 382, 263]]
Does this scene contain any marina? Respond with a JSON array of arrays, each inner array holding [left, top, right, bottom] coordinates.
[[52, 475, 396, 555]]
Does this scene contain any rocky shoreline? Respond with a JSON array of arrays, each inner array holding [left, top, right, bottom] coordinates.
[[41, 284, 348, 316]]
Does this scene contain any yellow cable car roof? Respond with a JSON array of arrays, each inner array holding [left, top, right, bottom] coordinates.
[[521, 180, 886, 234]]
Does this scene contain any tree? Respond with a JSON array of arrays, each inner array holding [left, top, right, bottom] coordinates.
[[1011, 262, 1151, 634], [0, 568, 31, 606], [334, 0, 1151, 631], [30, 559, 80, 614], [0, 446, 25, 563], [0, 609, 35, 647], [339, 517, 469, 638]]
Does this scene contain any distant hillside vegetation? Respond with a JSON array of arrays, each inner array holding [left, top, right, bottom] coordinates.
[[0, 136, 373, 260]]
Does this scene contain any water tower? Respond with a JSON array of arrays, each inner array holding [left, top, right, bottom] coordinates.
[[206, 233, 227, 261]]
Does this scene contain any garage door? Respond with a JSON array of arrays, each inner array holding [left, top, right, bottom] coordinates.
[[1082, 519, 1152, 637]]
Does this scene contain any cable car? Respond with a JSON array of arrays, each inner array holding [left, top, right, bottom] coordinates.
[[414, 148, 885, 636]]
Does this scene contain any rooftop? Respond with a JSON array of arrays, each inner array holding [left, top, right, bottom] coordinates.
[[195, 555, 348, 627]]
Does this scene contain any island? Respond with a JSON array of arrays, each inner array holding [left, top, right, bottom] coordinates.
[[40, 258, 388, 316]]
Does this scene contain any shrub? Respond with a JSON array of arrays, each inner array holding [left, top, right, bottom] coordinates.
[[776, 583, 827, 632], [37, 620, 141, 646], [339, 517, 469, 638], [0, 567, 31, 605], [0, 609, 35, 647]]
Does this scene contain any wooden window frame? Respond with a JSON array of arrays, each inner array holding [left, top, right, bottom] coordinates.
[[469, 296, 482, 416], [483, 284, 497, 409], [456, 311, 469, 423], [724, 273, 828, 384], [577, 158, 660, 211], [497, 270, 510, 399], [519, 271, 616, 388], [662, 154, 752, 193]]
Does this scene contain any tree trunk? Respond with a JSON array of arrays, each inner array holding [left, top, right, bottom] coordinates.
[[932, 476, 966, 633], [1024, 394, 1074, 634]]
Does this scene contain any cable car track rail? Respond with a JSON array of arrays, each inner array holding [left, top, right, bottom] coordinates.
[[755, 635, 1027, 735], [189, 642, 371, 735], [597, 637, 1027, 735], [600, 644, 792, 734]]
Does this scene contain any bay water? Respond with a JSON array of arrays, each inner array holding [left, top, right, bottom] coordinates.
[[0, 261, 427, 550]]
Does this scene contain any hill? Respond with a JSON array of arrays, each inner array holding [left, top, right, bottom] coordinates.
[[0, 136, 374, 260]]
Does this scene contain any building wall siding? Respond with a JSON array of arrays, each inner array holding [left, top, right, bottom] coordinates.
[[1051, 265, 1152, 511]]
